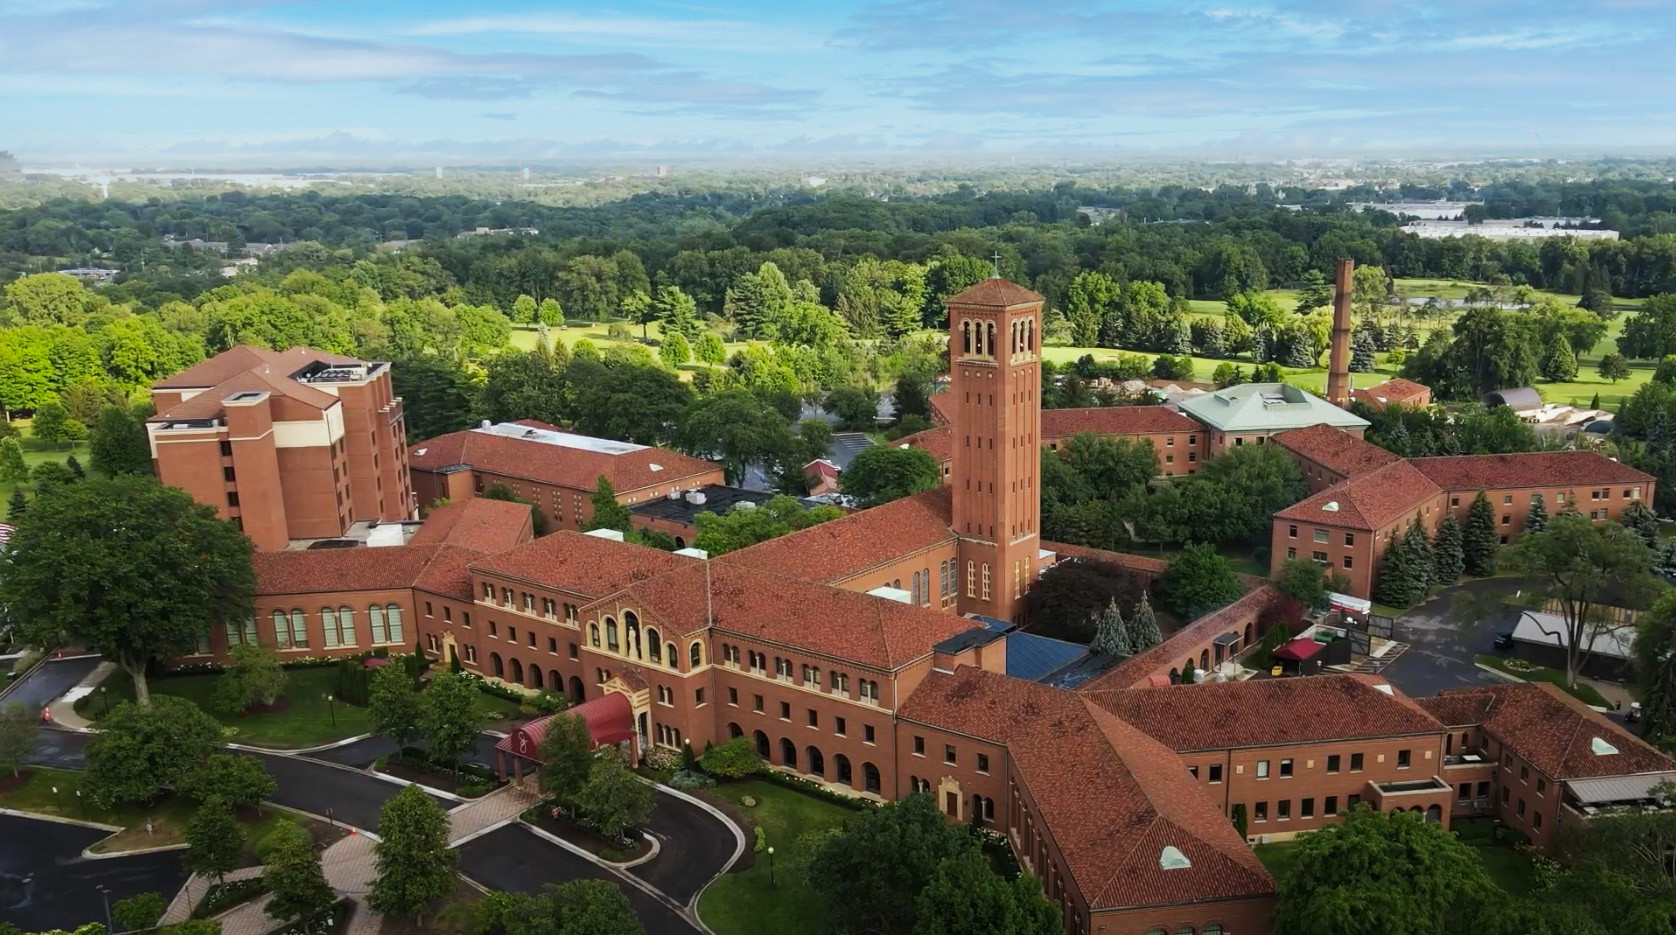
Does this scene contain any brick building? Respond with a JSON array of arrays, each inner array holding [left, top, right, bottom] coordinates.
[[1270, 424, 1656, 599], [148, 345, 415, 551], [909, 404, 1207, 479], [407, 420, 724, 534], [1351, 377, 1432, 411]]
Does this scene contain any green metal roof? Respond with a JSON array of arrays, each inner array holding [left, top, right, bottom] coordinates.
[[1176, 383, 1370, 433]]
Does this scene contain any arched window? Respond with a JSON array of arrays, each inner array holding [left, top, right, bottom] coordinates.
[[836, 755, 853, 786], [589, 623, 600, 647], [666, 642, 678, 666], [549, 669, 560, 690], [606, 617, 619, 652], [338, 606, 355, 646], [647, 628, 663, 663], [807, 746, 825, 777], [369, 604, 387, 644], [754, 731, 770, 759], [385, 604, 404, 643], [962, 320, 971, 354], [1200, 649, 1210, 671], [531, 667, 544, 689], [1175, 926, 1196, 935], [569, 676, 585, 703], [780, 738, 797, 768], [1201, 925, 1224, 935], [1028, 319, 1035, 350], [321, 607, 339, 647], [625, 611, 641, 658], [985, 322, 995, 356], [921, 567, 930, 605], [864, 762, 881, 794], [1144, 930, 1167, 935], [690, 641, 704, 668], [511, 658, 524, 684], [288, 609, 307, 648], [911, 571, 921, 604], [491, 652, 504, 678], [270, 610, 286, 647], [1425, 804, 1441, 824], [728, 723, 743, 740]]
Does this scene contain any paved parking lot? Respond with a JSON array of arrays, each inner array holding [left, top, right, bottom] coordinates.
[[0, 814, 185, 932], [1378, 579, 1532, 698]]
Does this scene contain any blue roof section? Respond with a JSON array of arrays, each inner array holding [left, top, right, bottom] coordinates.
[[972, 614, 1012, 632], [1006, 631, 1091, 682]]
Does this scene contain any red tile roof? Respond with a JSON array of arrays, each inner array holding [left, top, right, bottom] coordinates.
[[153, 345, 362, 391], [407, 426, 720, 494], [151, 368, 340, 422], [1360, 377, 1429, 401], [1042, 541, 1168, 577], [895, 426, 952, 464], [1043, 406, 1200, 438], [1421, 682, 1675, 780], [719, 487, 955, 584], [256, 544, 461, 597], [1273, 460, 1442, 532], [947, 278, 1044, 308], [900, 667, 1273, 911], [1410, 452, 1655, 492], [929, 393, 955, 426], [468, 530, 688, 598], [412, 545, 490, 600], [1086, 675, 1444, 751], [408, 498, 532, 553], [1078, 585, 1279, 693], [594, 561, 976, 669], [1271, 424, 1401, 478]]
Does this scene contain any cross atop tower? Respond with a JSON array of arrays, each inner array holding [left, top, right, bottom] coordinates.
[[990, 251, 1002, 277]]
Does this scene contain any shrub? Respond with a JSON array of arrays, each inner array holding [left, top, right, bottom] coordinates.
[[112, 892, 167, 931], [641, 745, 681, 772], [669, 769, 715, 790], [699, 736, 762, 778], [254, 819, 303, 862], [195, 879, 270, 919]]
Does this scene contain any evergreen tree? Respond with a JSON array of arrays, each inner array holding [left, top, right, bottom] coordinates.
[[1349, 329, 1376, 372], [369, 785, 457, 923], [1623, 498, 1660, 547], [1463, 491, 1500, 577], [1126, 594, 1163, 650], [183, 799, 244, 884], [1526, 493, 1548, 534], [1540, 333, 1578, 382], [1638, 591, 1676, 750], [1652, 409, 1676, 462], [5, 489, 23, 520], [1089, 600, 1131, 657], [584, 476, 632, 532], [1590, 392, 1601, 410], [0, 437, 27, 484], [1385, 420, 1411, 456], [1433, 512, 1465, 586], [693, 331, 727, 365], [1294, 269, 1332, 313], [1402, 517, 1434, 596], [263, 821, 333, 921], [1375, 536, 1413, 607], [64, 453, 85, 480]]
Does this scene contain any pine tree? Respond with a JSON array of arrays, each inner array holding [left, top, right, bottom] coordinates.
[[1385, 420, 1411, 457], [1463, 491, 1500, 577], [1622, 499, 1660, 547], [1126, 594, 1163, 651], [6, 489, 23, 520], [1350, 329, 1376, 372], [369, 785, 457, 924], [1590, 392, 1601, 411], [1652, 409, 1676, 462], [1090, 600, 1131, 657], [1375, 536, 1413, 607], [1402, 517, 1435, 596], [1433, 512, 1465, 586], [1540, 333, 1577, 382], [1526, 493, 1548, 534]]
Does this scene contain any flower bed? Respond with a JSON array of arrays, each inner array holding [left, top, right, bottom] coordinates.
[[271, 898, 354, 935], [194, 878, 269, 918], [524, 802, 652, 863]]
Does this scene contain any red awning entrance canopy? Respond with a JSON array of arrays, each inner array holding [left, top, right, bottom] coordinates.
[[496, 691, 636, 763], [1272, 637, 1324, 663]]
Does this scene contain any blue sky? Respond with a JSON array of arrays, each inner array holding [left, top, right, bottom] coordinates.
[[2, 0, 1674, 164]]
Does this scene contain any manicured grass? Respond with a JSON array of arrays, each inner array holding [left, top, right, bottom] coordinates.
[[1475, 654, 1613, 708], [697, 779, 859, 935], [1, 421, 90, 500], [505, 320, 751, 381], [472, 688, 528, 725], [79, 665, 373, 748]]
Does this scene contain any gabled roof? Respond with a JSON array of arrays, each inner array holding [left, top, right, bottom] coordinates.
[[1421, 682, 1675, 781], [256, 544, 479, 599], [1359, 377, 1429, 400], [1272, 460, 1442, 532], [1410, 452, 1655, 492], [1085, 674, 1444, 751], [468, 530, 688, 598], [720, 487, 956, 584], [1176, 383, 1369, 433], [901, 667, 1273, 911], [1271, 424, 1401, 478], [408, 498, 532, 553], [947, 278, 1043, 308], [929, 392, 955, 426], [1043, 406, 1200, 438], [153, 345, 362, 391], [895, 426, 952, 464], [407, 423, 720, 493], [592, 561, 976, 670], [151, 368, 339, 423]]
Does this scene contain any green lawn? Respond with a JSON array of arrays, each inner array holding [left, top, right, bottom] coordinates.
[[697, 779, 859, 935], [78, 665, 373, 748], [1475, 654, 1613, 708], [1256, 816, 1537, 896], [2, 420, 89, 501]]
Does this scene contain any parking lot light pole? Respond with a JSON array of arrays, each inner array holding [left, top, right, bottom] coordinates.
[[326, 694, 336, 728]]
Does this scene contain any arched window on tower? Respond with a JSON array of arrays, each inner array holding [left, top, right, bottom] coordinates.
[[962, 320, 971, 354], [986, 322, 995, 357], [1028, 319, 1035, 350]]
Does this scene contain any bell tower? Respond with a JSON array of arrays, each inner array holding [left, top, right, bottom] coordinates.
[[947, 278, 1043, 623]]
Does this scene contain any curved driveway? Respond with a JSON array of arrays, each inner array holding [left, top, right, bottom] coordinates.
[[632, 787, 739, 906], [2, 656, 100, 710]]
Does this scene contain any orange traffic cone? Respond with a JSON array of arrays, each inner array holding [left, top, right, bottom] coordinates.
[[41, 707, 53, 724]]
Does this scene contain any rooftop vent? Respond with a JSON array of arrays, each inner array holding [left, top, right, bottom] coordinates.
[[649, 463, 663, 472], [675, 547, 709, 560], [1591, 737, 1620, 756], [685, 491, 707, 506], [1322, 501, 1340, 512], [414, 447, 427, 457], [480, 420, 492, 429], [1373, 683, 1394, 695], [1159, 846, 1192, 870], [668, 490, 683, 501], [584, 529, 625, 542]]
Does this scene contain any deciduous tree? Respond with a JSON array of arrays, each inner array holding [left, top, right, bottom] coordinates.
[[572, 747, 652, 843], [840, 446, 941, 507], [808, 793, 973, 935], [583, 476, 633, 533], [912, 849, 1060, 935], [262, 821, 334, 922], [369, 663, 422, 756], [537, 712, 596, 800], [89, 405, 152, 476], [84, 696, 224, 807], [0, 702, 39, 778], [213, 643, 287, 714], [369, 785, 457, 923], [184, 800, 245, 884], [1159, 544, 1243, 619], [419, 671, 479, 775], [179, 753, 276, 809]]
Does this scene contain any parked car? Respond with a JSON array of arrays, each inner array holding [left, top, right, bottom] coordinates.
[[1628, 701, 1642, 723]]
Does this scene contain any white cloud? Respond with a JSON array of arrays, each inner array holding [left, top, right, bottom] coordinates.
[[404, 13, 819, 52]]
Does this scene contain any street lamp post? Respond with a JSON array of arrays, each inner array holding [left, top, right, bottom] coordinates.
[[51, 785, 63, 815], [99, 686, 108, 716], [76, 788, 86, 819], [326, 694, 336, 728], [96, 885, 113, 934], [766, 846, 775, 887]]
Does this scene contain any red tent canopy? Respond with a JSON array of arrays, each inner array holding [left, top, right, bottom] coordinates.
[[496, 692, 636, 762], [1272, 637, 1324, 663]]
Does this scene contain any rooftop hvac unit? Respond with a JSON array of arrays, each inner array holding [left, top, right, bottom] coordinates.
[[685, 491, 707, 505]]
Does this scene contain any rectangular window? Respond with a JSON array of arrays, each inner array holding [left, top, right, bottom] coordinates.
[[1517, 798, 1526, 817], [728, 687, 738, 706], [508, 626, 517, 643], [1327, 755, 1340, 774], [1325, 796, 1338, 816], [914, 736, 926, 756], [1256, 760, 1270, 779], [1398, 749, 1411, 769], [1344, 532, 1355, 546], [1505, 495, 1513, 505], [1313, 550, 1328, 563], [944, 745, 957, 765], [569, 643, 579, 660], [835, 717, 846, 737], [1280, 758, 1293, 778], [753, 695, 764, 713], [864, 725, 876, 744], [223, 465, 236, 482], [1348, 793, 1361, 809], [1288, 524, 1298, 539], [1254, 801, 1267, 822], [1209, 764, 1223, 783], [1278, 800, 1290, 821], [1343, 556, 1354, 569], [779, 702, 791, 720], [1537, 778, 1546, 796], [1287, 547, 1296, 559], [696, 688, 706, 706], [1350, 753, 1364, 772], [1301, 798, 1314, 818], [1313, 529, 1328, 543], [977, 753, 989, 774], [807, 709, 818, 727]]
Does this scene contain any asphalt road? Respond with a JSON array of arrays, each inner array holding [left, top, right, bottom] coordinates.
[[1378, 578, 1519, 699], [26, 726, 91, 770], [456, 825, 701, 935], [250, 752, 449, 830], [2, 656, 101, 710], [0, 814, 185, 932], [631, 788, 738, 905], [308, 732, 502, 770]]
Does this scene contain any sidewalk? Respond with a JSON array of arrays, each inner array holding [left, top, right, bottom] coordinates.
[[44, 660, 113, 730], [448, 784, 538, 844], [159, 866, 263, 925]]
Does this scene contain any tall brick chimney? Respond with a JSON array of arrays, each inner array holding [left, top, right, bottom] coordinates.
[[1325, 258, 1354, 407]]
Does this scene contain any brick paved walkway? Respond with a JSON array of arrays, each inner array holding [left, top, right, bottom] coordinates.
[[159, 865, 263, 925], [448, 785, 538, 843]]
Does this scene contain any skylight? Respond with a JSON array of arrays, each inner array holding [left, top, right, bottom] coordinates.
[[1159, 846, 1191, 870], [1322, 501, 1340, 512], [1591, 737, 1619, 756]]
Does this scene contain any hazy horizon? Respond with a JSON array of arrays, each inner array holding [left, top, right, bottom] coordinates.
[[3, 0, 1675, 166]]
